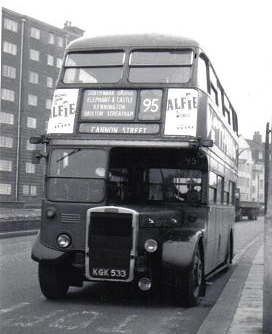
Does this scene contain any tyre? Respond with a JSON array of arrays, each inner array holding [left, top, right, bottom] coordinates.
[[38, 263, 70, 299], [173, 246, 204, 307]]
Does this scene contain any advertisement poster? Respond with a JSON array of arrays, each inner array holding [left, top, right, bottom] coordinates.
[[164, 89, 198, 136], [47, 89, 79, 134]]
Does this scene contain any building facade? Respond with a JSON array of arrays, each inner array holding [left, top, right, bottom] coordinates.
[[238, 135, 254, 202], [237, 132, 265, 209], [247, 131, 265, 206], [0, 7, 84, 207]]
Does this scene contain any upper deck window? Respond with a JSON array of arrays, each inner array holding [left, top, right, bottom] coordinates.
[[129, 50, 193, 83], [63, 51, 125, 84]]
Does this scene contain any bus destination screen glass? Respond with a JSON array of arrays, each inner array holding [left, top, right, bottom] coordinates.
[[47, 148, 107, 203], [81, 90, 137, 121], [129, 50, 193, 83], [79, 89, 162, 134], [63, 51, 125, 84]]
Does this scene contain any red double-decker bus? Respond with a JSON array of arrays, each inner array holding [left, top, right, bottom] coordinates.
[[31, 34, 238, 306]]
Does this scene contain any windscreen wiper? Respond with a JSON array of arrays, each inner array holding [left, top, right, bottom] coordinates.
[[56, 148, 81, 163]]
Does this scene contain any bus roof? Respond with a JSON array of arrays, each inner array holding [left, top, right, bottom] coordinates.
[[66, 34, 201, 51]]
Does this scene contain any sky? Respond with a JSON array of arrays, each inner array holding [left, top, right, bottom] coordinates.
[[2, 0, 272, 140]]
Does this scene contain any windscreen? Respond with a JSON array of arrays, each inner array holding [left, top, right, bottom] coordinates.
[[47, 148, 107, 202], [63, 51, 125, 84], [108, 147, 203, 205], [129, 50, 193, 83], [108, 167, 202, 204]]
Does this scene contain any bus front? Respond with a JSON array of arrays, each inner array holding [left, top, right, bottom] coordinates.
[[32, 35, 215, 306]]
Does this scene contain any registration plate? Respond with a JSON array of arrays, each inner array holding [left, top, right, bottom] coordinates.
[[91, 268, 128, 279]]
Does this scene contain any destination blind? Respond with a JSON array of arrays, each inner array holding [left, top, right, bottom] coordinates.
[[81, 89, 162, 121]]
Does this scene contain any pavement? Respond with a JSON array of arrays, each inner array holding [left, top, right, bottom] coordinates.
[[197, 234, 265, 334], [0, 208, 40, 238], [0, 209, 266, 333]]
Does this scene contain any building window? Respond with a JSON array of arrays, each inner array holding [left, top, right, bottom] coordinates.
[[1, 88, 15, 102], [3, 41, 17, 55], [23, 185, 37, 196], [31, 186, 37, 196], [56, 58, 62, 68], [28, 94, 38, 106], [0, 160, 12, 172], [26, 162, 35, 174], [4, 18, 18, 32], [30, 49, 40, 61], [0, 183, 12, 195], [0, 136, 13, 148], [23, 185, 29, 195], [3, 65, 16, 79], [48, 33, 55, 44], [46, 77, 54, 88], [258, 151, 263, 159], [0, 112, 14, 125], [57, 36, 64, 47], [30, 27, 40, 39], [46, 99, 52, 110], [47, 55, 54, 66], [29, 71, 39, 84], [27, 117, 37, 128]]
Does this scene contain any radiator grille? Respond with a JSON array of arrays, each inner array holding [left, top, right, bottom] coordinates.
[[88, 212, 133, 280]]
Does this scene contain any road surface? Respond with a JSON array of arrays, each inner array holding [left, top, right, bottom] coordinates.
[[0, 218, 264, 334]]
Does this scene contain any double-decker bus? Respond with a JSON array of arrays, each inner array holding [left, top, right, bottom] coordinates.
[[31, 34, 239, 306]]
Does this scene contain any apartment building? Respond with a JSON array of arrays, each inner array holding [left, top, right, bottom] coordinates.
[[0, 7, 84, 207]]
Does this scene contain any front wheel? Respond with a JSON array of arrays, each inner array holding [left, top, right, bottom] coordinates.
[[174, 246, 204, 307], [38, 263, 70, 299]]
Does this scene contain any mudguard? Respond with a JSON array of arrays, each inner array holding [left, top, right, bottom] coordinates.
[[161, 229, 203, 272], [31, 232, 69, 264]]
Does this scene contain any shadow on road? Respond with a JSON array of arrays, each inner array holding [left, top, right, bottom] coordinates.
[[50, 264, 236, 310]]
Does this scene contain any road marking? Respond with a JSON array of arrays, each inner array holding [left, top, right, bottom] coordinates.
[[2, 310, 64, 327], [49, 311, 100, 330], [0, 302, 30, 315], [97, 315, 138, 333]]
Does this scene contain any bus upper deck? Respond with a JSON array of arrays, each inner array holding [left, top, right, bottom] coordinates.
[[45, 35, 238, 169]]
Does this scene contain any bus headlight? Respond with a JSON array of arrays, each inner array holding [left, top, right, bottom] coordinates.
[[46, 207, 56, 218], [144, 239, 158, 253], [57, 234, 71, 248]]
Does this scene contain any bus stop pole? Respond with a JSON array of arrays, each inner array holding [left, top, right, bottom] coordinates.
[[263, 122, 272, 333]]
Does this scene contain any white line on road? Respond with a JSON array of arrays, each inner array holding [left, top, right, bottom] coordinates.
[[0, 302, 30, 315]]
